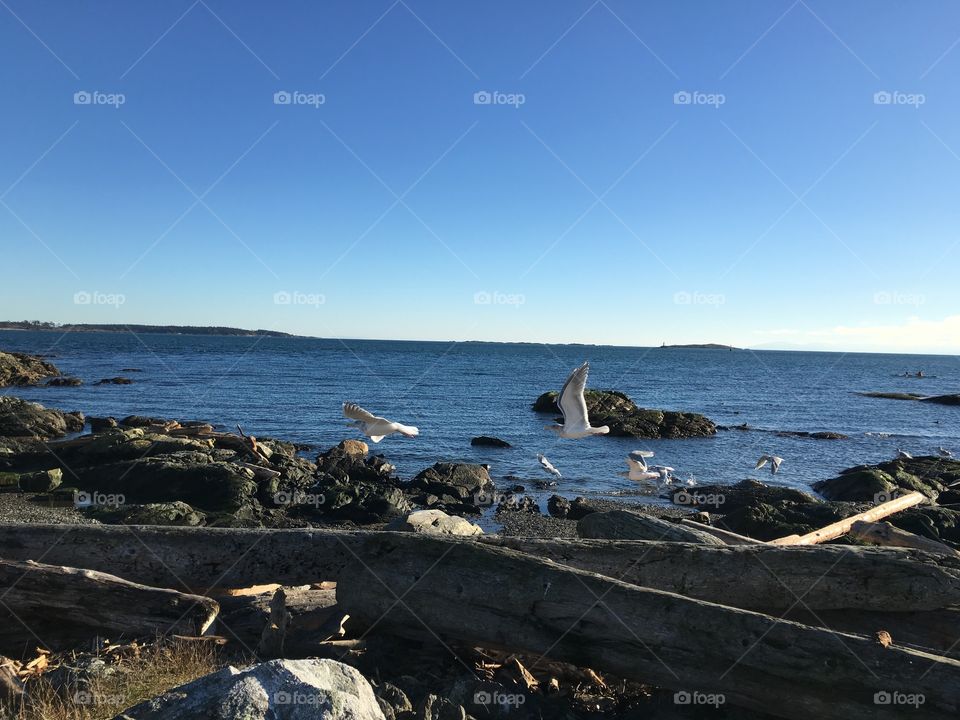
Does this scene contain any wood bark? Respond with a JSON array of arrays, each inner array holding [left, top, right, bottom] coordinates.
[[0, 558, 218, 659], [2, 524, 960, 612], [577, 510, 725, 544], [336, 533, 960, 720]]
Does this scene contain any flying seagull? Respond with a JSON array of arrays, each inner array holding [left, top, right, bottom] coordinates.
[[537, 454, 562, 478], [897, 449, 913, 460], [755, 455, 783, 474], [342, 402, 419, 443], [545, 362, 610, 439], [622, 451, 658, 481]]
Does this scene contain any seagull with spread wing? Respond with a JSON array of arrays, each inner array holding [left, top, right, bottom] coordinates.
[[537, 453, 562, 478], [342, 402, 419, 443], [621, 450, 658, 481], [545, 362, 610, 439], [755, 455, 783, 474]]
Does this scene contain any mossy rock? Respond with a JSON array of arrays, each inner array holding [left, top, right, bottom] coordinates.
[[122, 501, 206, 526]]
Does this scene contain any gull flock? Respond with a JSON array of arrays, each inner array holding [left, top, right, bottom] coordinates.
[[343, 361, 949, 489]]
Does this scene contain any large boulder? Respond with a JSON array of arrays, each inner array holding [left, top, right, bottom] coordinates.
[[0, 350, 60, 386], [114, 658, 385, 720], [532, 389, 716, 439], [0, 397, 83, 439], [410, 463, 495, 502], [386, 509, 483, 536], [122, 501, 206, 526], [814, 457, 960, 502], [578, 510, 724, 544]]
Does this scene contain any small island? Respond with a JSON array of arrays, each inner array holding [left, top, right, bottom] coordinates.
[[0, 321, 296, 338], [659, 343, 740, 350]]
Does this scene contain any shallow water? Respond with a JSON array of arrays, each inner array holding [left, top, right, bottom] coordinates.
[[2, 330, 958, 509]]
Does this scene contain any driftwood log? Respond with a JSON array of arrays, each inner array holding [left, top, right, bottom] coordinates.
[[337, 534, 960, 720], [770, 491, 926, 545], [2, 524, 960, 612], [0, 558, 218, 659], [849, 520, 959, 556], [577, 510, 725, 544]]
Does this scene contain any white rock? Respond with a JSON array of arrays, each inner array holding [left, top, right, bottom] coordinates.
[[386, 509, 483, 536], [114, 658, 384, 720]]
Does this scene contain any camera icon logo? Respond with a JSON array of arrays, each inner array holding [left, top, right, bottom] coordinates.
[[74, 90, 92, 105], [473, 90, 492, 105], [274, 90, 292, 105], [673, 90, 692, 105]]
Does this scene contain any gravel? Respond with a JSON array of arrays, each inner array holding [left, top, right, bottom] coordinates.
[[0, 492, 99, 525]]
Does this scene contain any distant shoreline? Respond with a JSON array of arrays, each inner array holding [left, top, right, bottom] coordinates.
[[0, 322, 297, 338], [659, 343, 740, 350]]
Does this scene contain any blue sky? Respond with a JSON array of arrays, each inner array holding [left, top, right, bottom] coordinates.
[[1, 1, 958, 353]]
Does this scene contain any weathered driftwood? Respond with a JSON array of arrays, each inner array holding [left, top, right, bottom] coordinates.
[[770, 491, 926, 545], [678, 519, 763, 544], [216, 586, 342, 657], [2, 524, 960, 612], [849, 520, 959, 556], [577, 510, 725, 544], [336, 534, 960, 720], [0, 558, 218, 658]]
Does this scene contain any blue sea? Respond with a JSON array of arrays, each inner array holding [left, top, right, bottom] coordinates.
[[2, 330, 958, 508]]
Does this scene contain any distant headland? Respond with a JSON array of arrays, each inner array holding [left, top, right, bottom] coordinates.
[[0, 321, 295, 338], [659, 343, 740, 350]]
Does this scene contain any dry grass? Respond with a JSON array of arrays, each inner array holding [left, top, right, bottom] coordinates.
[[4, 639, 226, 720]]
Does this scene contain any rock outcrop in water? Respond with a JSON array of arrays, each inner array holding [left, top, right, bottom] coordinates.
[[532, 388, 716, 438], [858, 391, 960, 405], [0, 350, 61, 386], [0, 397, 84, 439]]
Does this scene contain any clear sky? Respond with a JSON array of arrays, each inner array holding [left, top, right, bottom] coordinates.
[[1, 1, 958, 353]]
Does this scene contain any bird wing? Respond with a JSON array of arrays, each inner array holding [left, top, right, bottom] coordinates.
[[629, 450, 654, 460], [558, 362, 590, 427], [342, 402, 381, 423], [755, 456, 770, 469]]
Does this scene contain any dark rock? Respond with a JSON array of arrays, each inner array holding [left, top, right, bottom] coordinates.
[[94, 376, 133, 385], [417, 693, 466, 720], [775, 430, 849, 440], [547, 494, 571, 518], [579, 509, 724, 544], [44, 377, 82, 387], [410, 463, 494, 502], [496, 494, 540, 514], [0, 397, 78, 439], [470, 436, 511, 448], [814, 456, 960, 502], [923, 394, 960, 406], [533, 389, 716, 439], [120, 415, 171, 427], [0, 350, 60, 386], [89, 416, 118, 432], [18, 468, 63, 492]]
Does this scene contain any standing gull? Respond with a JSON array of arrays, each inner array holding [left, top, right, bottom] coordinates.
[[940, 447, 954, 458], [342, 402, 419, 443], [897, 449, 913, 460], [537, 454, 562, 478], [755, 455, 783, 474], [545, 362, 610, 439]]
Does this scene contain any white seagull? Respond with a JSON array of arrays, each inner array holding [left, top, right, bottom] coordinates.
[[755, 455, 783, 474], [622, 450, 658, 481], [897, 449, 913, 460], [537, 454, 562, 478], [650, 465, 675, 483], [342, 402, 419, 443], [940, 447, 954, 458], [545, 362, 610, 439]]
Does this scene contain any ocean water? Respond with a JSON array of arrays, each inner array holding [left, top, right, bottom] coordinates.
[[2, 330, 958, 508]]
